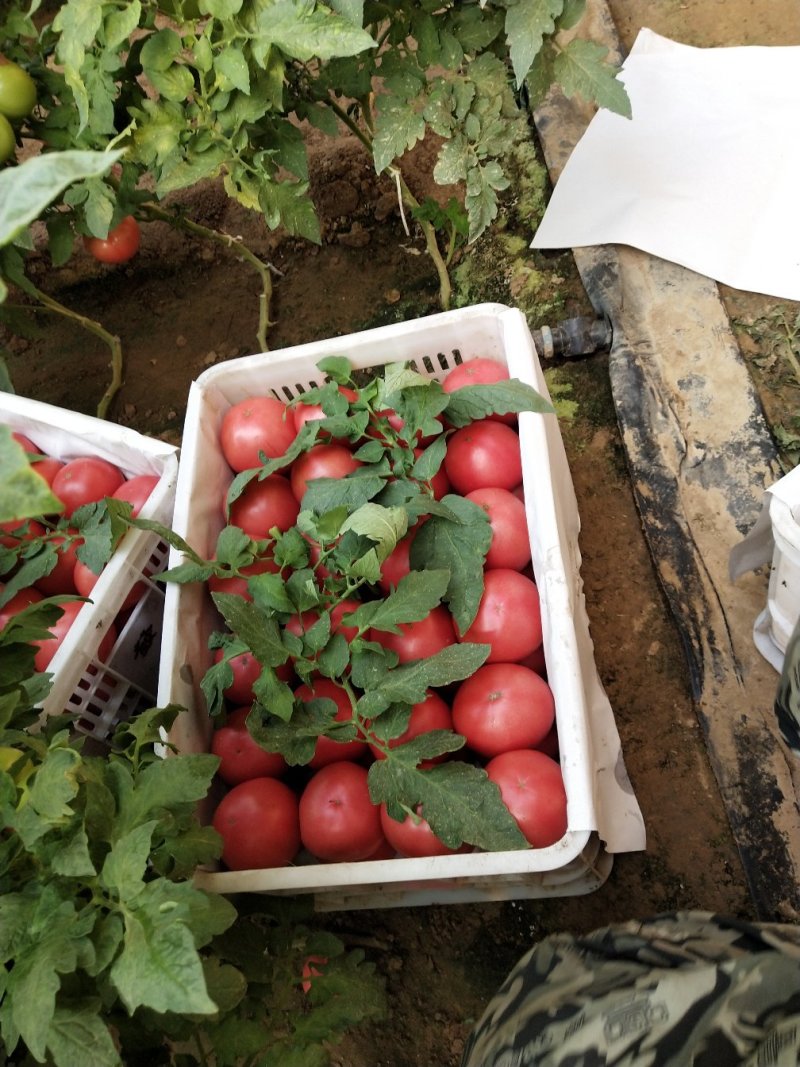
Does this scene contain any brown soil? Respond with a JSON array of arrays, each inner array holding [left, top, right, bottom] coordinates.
[[3, 3, 800, 1065]]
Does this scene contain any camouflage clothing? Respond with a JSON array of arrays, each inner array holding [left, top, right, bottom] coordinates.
[[462, 911, 800, 1066]]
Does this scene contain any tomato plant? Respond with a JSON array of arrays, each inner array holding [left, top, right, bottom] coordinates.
[[295, 676, 369, 769], [213, 776, 301, 870], [83, 215, 140, 264], [0, 58, 36, 120]]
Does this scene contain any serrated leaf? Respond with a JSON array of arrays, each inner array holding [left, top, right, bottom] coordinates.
[[340, 503, 408, 561], [252, 667, 295, 722], [410, 495, 490, 634], [202, 957, 247, 1016], [51, 822, 96, 878], [140, 27, 183, 73], [212, 592, 289, 669], [148, 63, 195, 102], [111, 907, 217, 1016], [443, 378, 553, 426], [251, 0, 375, 62], [117, 754, 220, 832], [434, 133, 471, 185], [558, 0, 586, 31], [369, 759, 528, 851], [373, 95, 426, 173], [505, 0, 563, 87], [253, 697, 340, 765], [0, 428, 63, 522], [465, 159, 509, 240], [328, 0, 364, 25], [215, 46, 250, 94], [553, 38, 631, 118], [376, 641, 490, 706], [259, 178, 321, 243], [46, 1002, 120, 1067], [101, 821, 157, 901], [301, 472, 386, 514], [46, 214, 77, 268], [104, 0, 141, 48], [348, 569, 450, 635]]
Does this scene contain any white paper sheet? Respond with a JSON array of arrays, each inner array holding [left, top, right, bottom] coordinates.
[[531, 29, 800, 301]]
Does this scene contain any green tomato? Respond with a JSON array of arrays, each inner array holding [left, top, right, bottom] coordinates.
[[0, 112, 14, 163], [0, 59, 37, 120]]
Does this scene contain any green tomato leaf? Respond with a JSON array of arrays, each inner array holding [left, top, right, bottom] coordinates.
[[201, 0, 244, 16], [375, 641, 490, 706], [0, 428, 63, 522], [215, 46, 250, 94], [140, 27, 183, 73], [369, 759, 529, 851], [101, 820, 158, 902], [0, 152, 122, 251], [252, 668, 294, 722], [340, 503, 408, 561], [373, 94, 426, 174], [111, 905, 217, 1016], [250, 0, 375, 63], [348, 569, 450, 635], [558, 0, 587, 31], [410, 495, 491, 634], [148, 63, 195, 102], [252, 696, 343, 766], [301, 472, 386, 514], [443, 378, 554, 426], [211, 592, 290, 669], [104, 0, 142, 48], [504, 0, 564, 88], [553, 38, 631, 118], [46, 1003, 120, 1067], [327, 0, 365, 25], [259, 177, 321, 244]]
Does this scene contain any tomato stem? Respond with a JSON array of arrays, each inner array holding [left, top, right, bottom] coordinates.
[[7, 288, 124, 420], [138, 203, 277, 353]]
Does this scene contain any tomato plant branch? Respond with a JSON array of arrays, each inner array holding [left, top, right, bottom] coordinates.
[[6, 289, 123, 420], [394, 173, 452, 310], [139, 203, 277, 353]]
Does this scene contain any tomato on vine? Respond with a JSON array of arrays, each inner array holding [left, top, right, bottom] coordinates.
[[84, 216, 141, 265], [0, 59, 37, 121]]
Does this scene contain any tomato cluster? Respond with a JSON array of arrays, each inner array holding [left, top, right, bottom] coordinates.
[[0, 428, 159, 670], [203, 357, 569, 871], [0, 57, 36, 165]]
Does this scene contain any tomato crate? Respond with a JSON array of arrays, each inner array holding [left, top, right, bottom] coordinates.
[[158, 303, 645, 910], [1, 393, 179, 743]]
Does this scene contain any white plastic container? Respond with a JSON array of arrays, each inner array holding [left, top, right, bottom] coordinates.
[[158, 303, 645, 909], [1, 394, 178, 741], [730, 463, 800, 672]]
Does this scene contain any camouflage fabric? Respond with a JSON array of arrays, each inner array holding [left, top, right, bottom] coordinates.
[[462, 911, 800, 1066]]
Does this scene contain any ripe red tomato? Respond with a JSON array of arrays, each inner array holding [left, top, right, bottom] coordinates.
[[370, 605, 456, 664], [485, 749, 567, 848], [460, 569, 542, 663], [299, 761, 383, 863], [444, 420, 522, 495], [207, 557, 279, 601], [211, 705, 287, 784], [212, 776, 300, 870], [112, 474, 159, 517], [465, 486, 531, 571], [379, 803, 469, 858], [0, 586, 42, 631], [377, 531, 414, 593], [51, 457, 125, 517], [292, 386, 358, 435], [289, 443, 362, 503], [301, 955, 329, 994], [294, 676, 368, 768], [34, 601, 117, 672], [10, 431, 37, 453], [31, 457, 65, 487], [73, 558, 146, 613], [220, 396, 297, 472], [0, 517, 45, 549], [368, 689, 453, 767], [34, 532, 83, 597], [227, 474, 299, 539], [452, 663, 555, 758], [213, 646, 261, 706], [441, 357, 514, 425], [84, 216, 141, 264], [412, 448, 450, 500]]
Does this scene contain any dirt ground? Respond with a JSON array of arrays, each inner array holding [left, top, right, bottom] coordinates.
[[3, 2, 800, 1064]]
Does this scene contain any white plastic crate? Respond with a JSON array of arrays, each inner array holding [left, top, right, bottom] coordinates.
[[1, 393, 178, 741], [730, 463, 800, 672], [158, 303, 645, 909]]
